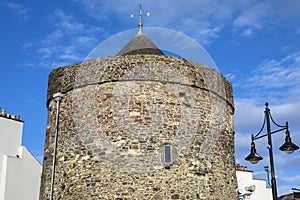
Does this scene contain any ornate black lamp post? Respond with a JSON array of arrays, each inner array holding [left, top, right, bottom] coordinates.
[[245, 102, 299, 200]]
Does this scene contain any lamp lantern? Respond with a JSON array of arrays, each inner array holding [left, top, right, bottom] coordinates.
[[279, 130, 299, 154], [245, 140, 263, 164]]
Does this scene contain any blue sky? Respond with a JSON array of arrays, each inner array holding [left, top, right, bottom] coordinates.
[[1, 0, 300, 196]]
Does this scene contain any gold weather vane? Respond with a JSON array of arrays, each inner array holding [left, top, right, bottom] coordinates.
[[130, 4, 150, 30]]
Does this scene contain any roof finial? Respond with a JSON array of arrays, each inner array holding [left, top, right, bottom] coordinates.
[[130, 4, 150, 31], [138, 4, 143, 29]]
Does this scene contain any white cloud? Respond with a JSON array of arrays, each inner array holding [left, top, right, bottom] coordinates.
[[33, 9, 109, 68], [240, 28, 253, 37], [4, 2, 30, 19], [50, 10, 85, 33], [232, 0, 300, 37], [224, 73, 236, 82], [235, 51, 300, 102], [234, 99, 265, 133], [73, 0, 236, 45], [282, 175, 300, 183], [73, 0, 300, 42], [233, 2, 269, 36]]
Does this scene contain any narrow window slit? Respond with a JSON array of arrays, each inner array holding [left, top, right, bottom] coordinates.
[[164, 144, 172, 163]]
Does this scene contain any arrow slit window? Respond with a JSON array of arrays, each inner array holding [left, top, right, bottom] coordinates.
[[164, 144, 172, 163]]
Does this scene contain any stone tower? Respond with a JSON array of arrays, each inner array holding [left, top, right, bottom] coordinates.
[[39, 28, 237, 199]]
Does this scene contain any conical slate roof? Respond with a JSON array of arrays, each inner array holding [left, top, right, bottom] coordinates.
[[117, 29, 164, 56]]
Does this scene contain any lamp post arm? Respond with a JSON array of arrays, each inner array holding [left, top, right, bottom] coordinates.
[[253, 115, 266, 139], [269, 111, 287, 128], [253, 127, 287, 141]]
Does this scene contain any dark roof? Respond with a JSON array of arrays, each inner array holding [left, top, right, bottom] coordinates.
[[117, 29, 164, 56]]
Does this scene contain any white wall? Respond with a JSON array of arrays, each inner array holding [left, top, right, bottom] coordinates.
[[236, 170, 272, 200], [0, 116, 42, 200], [0, 117, 23, 168], [0, 147, 42, 200]]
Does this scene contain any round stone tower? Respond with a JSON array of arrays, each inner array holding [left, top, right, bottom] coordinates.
[[40, 29, 237, 199]]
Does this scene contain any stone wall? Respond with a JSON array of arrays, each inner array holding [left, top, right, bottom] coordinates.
[[40, 55, 237, 199]]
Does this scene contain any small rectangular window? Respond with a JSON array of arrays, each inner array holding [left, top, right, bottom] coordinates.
[[164, 144, 172, 163]]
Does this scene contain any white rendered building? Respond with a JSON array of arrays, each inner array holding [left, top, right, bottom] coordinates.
[[236, 164, 272, 200], [0, 110, 42, 200]]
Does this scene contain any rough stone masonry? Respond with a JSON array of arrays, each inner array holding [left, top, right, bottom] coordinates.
[[39, 54, 237, 199]]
